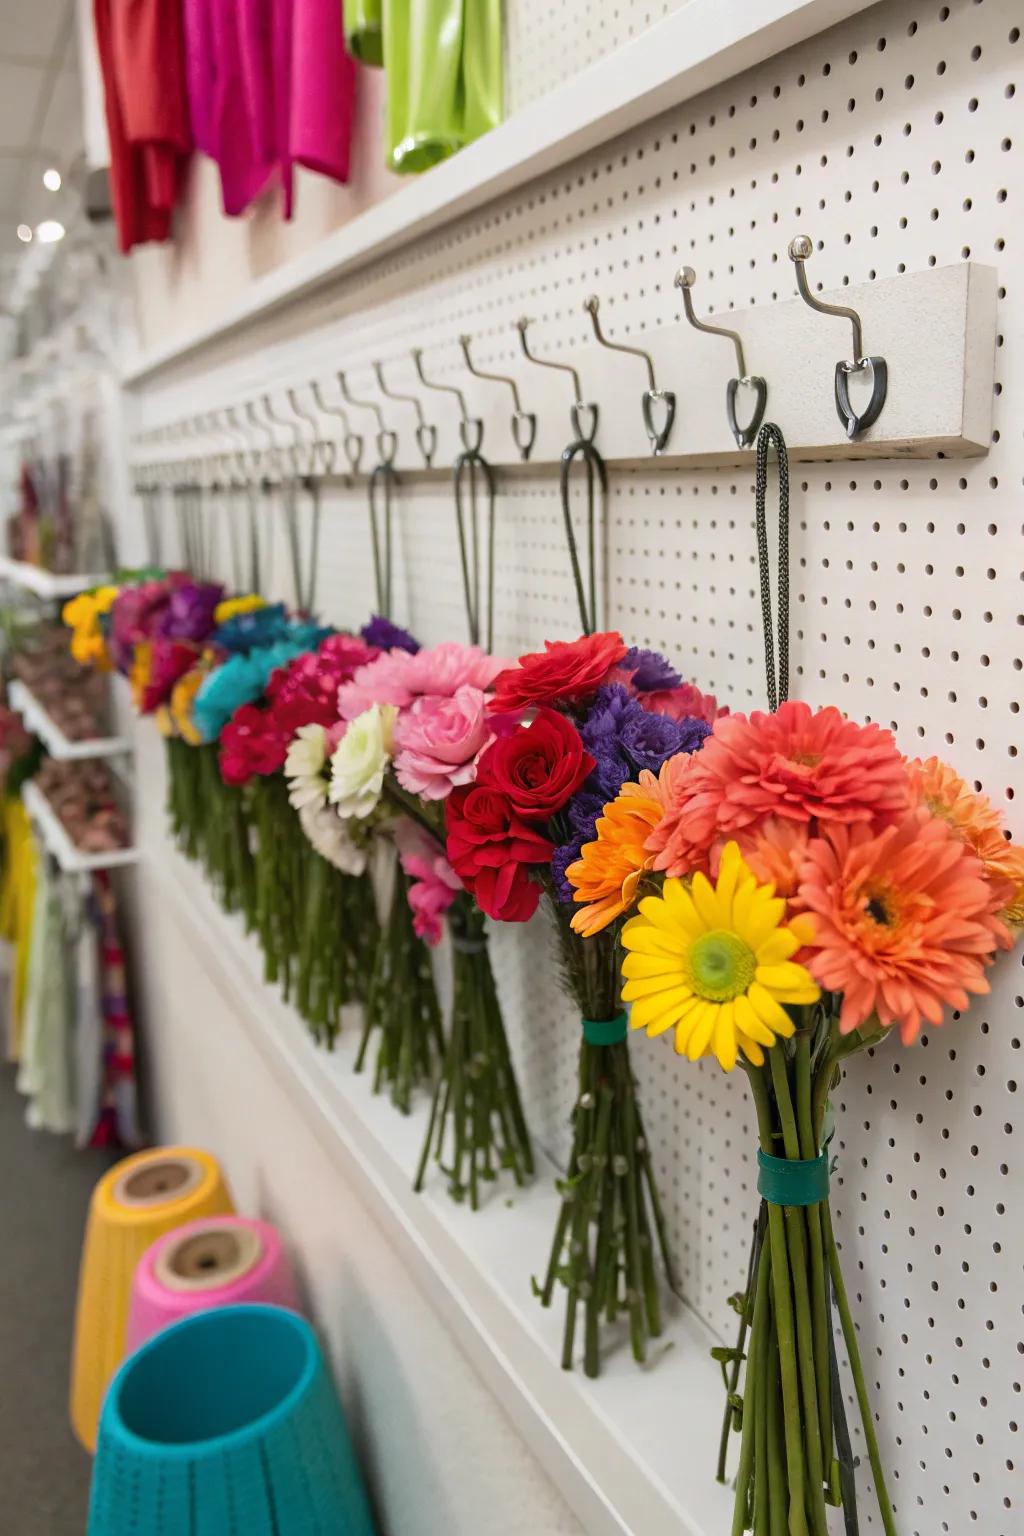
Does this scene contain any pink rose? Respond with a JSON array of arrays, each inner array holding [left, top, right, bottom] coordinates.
[[395, 819, 461, 946], [392, 685, 492, 800], [338, 642, 510, 721]]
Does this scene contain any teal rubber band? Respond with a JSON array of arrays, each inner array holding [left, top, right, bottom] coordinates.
[[757, 1148, 830, 1207], [582, 1013, 628, 1046]]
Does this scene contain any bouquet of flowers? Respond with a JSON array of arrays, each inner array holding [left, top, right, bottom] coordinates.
[[219, 628, 382, 1041], [570, 699, 1024, 1531], [448, 630, 719, 1373], [294, 636, 533, 1182]]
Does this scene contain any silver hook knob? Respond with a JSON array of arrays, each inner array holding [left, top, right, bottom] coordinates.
[[374, 360, 436, 468], [459, 334, 536, 461], [675, 267, 766, 450], [583, 294, 675, 455], [788, 235, 887, 439]]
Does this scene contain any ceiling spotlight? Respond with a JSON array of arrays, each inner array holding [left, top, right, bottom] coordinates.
[[35, 219, 65, 244], [16, 224, 32, 243], [42, 167, 62, 191]]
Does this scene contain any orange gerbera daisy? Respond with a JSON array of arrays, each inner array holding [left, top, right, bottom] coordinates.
[[907, 755, 1024, 924], [797, 807, 1010, 1045], [715, 816, 811, 901], [649, 701, 909, 879], [567, 770, 667, 936]]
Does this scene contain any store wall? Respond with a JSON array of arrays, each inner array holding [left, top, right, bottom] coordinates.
[[128, 729, 584, 1536]]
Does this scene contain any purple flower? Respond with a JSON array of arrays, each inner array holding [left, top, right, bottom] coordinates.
[[551, 841, 580, 904], [568, 790, 606, 839], [613, 646, 681, 693], [620, 708, 709, 772], [361, 615, 420, 654], [155, 581, 224, 642]]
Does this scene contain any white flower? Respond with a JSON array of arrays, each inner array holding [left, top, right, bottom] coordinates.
[[285, 723, 330, 810], [329, 704, 397, 819], [298, 802, 367, 876]]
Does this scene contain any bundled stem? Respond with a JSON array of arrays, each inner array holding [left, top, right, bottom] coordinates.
[[357, 860, 444, 1112], [539, 903, 673, 1377], [722, 1011, 900, 1536], [414, 891, 533, 1205]]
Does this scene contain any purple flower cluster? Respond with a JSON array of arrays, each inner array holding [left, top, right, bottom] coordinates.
[[360, 615, 420, 654], [155, 581, 224, 643], [550, 687, 711, 902], [616, 646, 681, 693]]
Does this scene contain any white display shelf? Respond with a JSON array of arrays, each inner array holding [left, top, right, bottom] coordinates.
[[0, 557, 111, 601], [21, 781, 139, 874], [152, 844, 735, 1536], [8, 680, 130, 762], [122, 0, 877, 384]]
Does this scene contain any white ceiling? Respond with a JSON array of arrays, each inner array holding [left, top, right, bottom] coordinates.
[[0, 0, 83, 278]]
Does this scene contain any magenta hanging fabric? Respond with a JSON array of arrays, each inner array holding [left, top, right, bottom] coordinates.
[[183, 0, 357, 221]]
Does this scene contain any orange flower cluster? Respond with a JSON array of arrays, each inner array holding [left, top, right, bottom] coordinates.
[[569, 701, 1023, 1046]]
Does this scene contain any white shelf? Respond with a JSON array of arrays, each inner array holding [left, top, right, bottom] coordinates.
[[0, 557, 111, 600], [122, 0, 878, 384], [150, 842, 735, 1536], [21, 780, 139, 874], [9, 680, 130, 762]]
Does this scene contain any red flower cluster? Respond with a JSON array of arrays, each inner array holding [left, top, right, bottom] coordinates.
[[219, 704, 290, 786], [446, 707, 594, 921], [488, 630, 626, 714]]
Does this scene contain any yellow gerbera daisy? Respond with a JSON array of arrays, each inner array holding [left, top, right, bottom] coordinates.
[[620, 840, 820, 1071], [214, 593, 266, 624]]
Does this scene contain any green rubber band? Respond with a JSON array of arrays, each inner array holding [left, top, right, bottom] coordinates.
[[582, 1013, 628, 1046], [757, 1148, 830, 1207]]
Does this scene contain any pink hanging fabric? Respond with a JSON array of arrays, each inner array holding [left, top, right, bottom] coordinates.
[[183, 0, 357, 222]]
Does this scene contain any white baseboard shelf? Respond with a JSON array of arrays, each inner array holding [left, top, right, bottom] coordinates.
[[0, 557, 111, 601], [21, 781, 139, 874], [9, 680, 131, 762], [150, 841, 737, 1536]]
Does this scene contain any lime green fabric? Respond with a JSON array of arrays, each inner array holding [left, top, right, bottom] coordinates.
[[345, 0, 384, 66], [383, 0, 503, 175]]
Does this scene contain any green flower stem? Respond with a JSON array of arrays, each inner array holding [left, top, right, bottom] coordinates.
[[746, 1061, 810, 1536], [415, 895, 531, 1203], [767, 1048, 830, 1536], [822, 1200, 900, 1536], [716, 1213, 762, 1484], [731, 1229, 771, 1536], [753, 1301, 771, 1536], [795, 1034, 835, 1496], [360, 864, 442, 1111], [765, 1315, 788, 1536]]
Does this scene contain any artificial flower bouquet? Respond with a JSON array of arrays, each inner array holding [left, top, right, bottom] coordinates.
[[300, 636, 534, 1190], [448, 630, 720, 1374], [570, 699, 1024, 1532]]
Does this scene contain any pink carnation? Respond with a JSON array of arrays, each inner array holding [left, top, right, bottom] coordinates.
[[640, 682, 724, 726], [395, 819, 461, 946], [338, 642, 509, 721], [393, 685, 492, 800]]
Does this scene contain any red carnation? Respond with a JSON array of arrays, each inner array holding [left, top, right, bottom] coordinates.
[[446, 783, 553, 923], [219, 704, 289, 786], [476, 708, 594, 819], [488, 631, 627, 714]]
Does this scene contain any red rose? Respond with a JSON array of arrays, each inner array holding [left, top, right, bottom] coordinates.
[[446, 783, 553, 923], [488, 631, 628, 714], [219, 704, 288, 786], [476, 708, 594, 819]]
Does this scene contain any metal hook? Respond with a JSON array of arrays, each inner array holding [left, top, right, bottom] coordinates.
[[675, 267, 767, 450], [311, 380, 363, 475], [374, 361, 436, 468], [516, 316, 598, 445], [788, 234, 887, 439], [583, 294, 675, 455], [338, 370, 396, 467], [286, 387, 331, 476], [412, 347, 483, 456], [262, 392, 304, 475], [459, 334, 536, 461]]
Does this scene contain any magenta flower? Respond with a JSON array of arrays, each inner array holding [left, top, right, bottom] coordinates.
[[338, 642, 510, 721], [395, 820, 462, 946]]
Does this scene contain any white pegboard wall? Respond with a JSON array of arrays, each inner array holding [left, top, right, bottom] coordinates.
[[125, 3, 1022, 1532]]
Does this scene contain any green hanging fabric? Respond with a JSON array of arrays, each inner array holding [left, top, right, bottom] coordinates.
[[384, 0, 503, 175], [345, 0, 384, 66]]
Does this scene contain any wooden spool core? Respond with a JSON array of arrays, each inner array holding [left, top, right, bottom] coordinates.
[[113, 1154, 204, 1210], [154, 1224, 264, 1294]]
